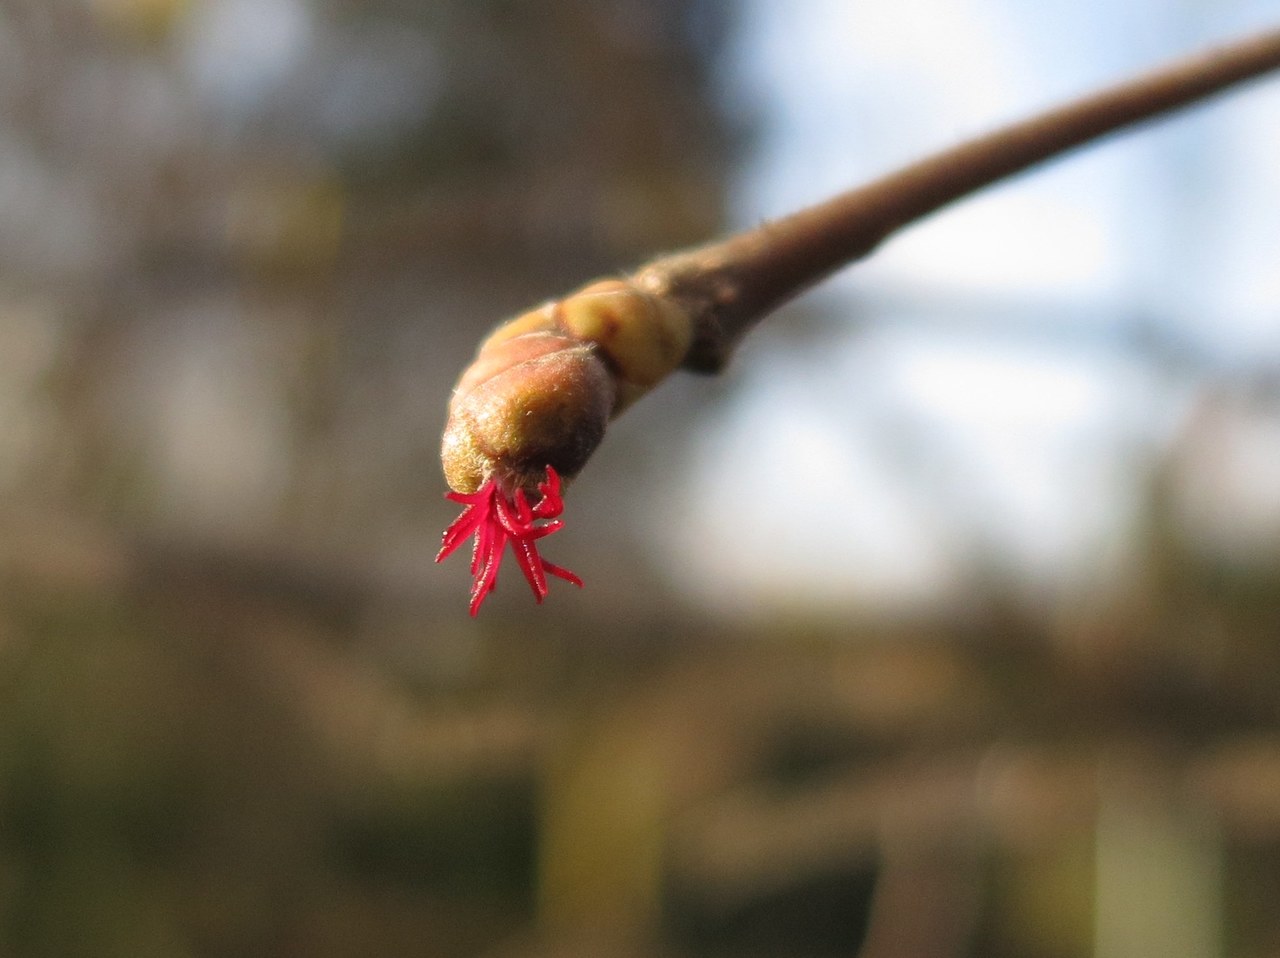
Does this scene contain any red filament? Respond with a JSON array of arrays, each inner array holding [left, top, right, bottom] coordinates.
[[437, 466, 583, 616]]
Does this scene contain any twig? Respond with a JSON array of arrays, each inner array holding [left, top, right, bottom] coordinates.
[[632, 26, 1280, 371], [437, 26, 1280, 612]]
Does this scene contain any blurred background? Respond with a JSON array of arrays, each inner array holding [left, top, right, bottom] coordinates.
[[2, 0, 1280, 955]]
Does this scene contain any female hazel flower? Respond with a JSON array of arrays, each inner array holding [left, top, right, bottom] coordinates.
[[438, 28, 1280, 614], [437, 280, 694, 615]]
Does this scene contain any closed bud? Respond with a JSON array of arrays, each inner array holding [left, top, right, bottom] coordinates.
[[554, 279, 694, 411], [437, 279, 694, 614], [442, 331, 614, 496]]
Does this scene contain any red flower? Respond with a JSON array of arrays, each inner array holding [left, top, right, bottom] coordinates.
[[436, 466, 583, 616]]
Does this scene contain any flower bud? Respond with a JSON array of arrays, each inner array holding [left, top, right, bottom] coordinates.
[[437, 279, 694, 614], [554, 279, 694, 412], [442, 331, 614, 495], [440, 280, 694, 497]]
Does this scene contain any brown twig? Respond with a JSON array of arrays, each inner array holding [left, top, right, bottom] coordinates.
[[436, 26, 1280, 608], [631, 26, 1280, 372]]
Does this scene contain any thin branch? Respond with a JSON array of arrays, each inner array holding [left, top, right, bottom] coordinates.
[[437, 26, 1280, 609], [631, 26, 1280, 372]]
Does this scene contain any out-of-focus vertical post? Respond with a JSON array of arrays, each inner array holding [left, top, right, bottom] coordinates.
[[1094, 759, 1223, 958]]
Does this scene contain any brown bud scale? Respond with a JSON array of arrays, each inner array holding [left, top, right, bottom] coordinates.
[[441, 280, 694, 496]]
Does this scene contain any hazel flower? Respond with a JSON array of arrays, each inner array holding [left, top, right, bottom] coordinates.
[[437, 466, 582, 617], [434, 28, 1280, 614], [437, 280, 694, 614]]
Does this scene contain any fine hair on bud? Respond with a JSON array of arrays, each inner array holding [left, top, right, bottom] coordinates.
[[441, 280, 694, 496], [442, 331, 615, 495]]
